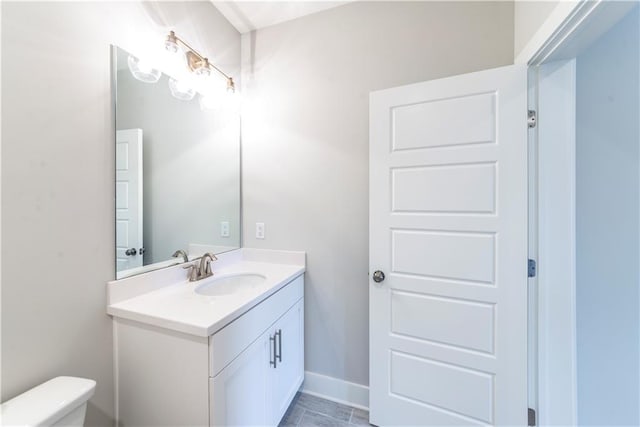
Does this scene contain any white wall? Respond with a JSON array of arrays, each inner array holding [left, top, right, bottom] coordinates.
[[514, 0, 560, 59], [575, 6, 640, 425], [116, 64, 240, 265], [1, 2, 239, 424], [241, 1, 514, 388]]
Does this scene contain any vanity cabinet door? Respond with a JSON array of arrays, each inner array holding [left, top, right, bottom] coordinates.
[[270, 300, 305, 425], [210, 329, 272, 426]]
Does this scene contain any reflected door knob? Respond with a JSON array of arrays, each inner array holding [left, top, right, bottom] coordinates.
[[125, 248, 137, 256], [372, 270, 385, 283]]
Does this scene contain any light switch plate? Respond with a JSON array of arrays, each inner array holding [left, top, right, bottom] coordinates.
[[220, 221, 230, 238], [256, 222, 265, 239]]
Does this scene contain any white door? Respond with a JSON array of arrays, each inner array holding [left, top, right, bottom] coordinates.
[[116, 129, 143, 276], [369, 65, 528, 426]]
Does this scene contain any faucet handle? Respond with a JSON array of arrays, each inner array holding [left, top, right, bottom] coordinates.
[[182, 263, 200, 282], [201, 253, 218, 276], [204, 258, 213, 276]]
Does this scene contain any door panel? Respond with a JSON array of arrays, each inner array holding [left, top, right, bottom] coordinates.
[[391, 290, 495, 353], [370, 64, 528, 426], [391, 229, 495, 283], [391, 162, 496, 213], [392, 92, 496, 150], [116, 128, 143, 275], [390, 351, 494, 423]]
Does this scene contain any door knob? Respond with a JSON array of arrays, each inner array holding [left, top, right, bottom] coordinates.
[[372, 270, 385, 283], [125, 248, 137, 256]]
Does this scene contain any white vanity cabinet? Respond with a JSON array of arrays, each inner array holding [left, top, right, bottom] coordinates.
[[210, 299, 303, 426], [209, 278, 304, 426], [113, 274, 304, 427]]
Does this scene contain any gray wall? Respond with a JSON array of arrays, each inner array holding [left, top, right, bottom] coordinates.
[[1, 2, 240, 424], [240, 1, 514, 387], [576, 6, 640, 425], [116, 64, 240, 265], [513, 0, 559, 59]]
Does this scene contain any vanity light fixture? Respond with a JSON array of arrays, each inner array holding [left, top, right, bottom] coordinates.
[[126, 31, 236, 106], [165, 31, 236, 94]]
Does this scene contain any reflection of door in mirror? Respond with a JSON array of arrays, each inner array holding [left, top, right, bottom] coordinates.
[[116, 129, 143, 277]]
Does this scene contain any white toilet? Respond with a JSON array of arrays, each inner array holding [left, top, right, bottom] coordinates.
[[0, 376, 96, 426]]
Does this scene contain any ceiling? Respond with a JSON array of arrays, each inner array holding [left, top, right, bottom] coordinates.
[[212, 1, 353, 34]]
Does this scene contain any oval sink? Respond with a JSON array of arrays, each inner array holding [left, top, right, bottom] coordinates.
[[194, 273, 267, 296]]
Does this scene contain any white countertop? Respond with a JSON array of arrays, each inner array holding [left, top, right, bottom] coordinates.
[[107, 249, 305, 337]]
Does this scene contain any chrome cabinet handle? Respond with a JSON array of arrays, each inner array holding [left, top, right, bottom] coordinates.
[[372, 270, 385, 283], [276, 329, 282, 363], [125, 248, 137, 256], [270, 334, 277, 368]]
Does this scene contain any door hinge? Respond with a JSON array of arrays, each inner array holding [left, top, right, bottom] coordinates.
[[528, 110, 537, 128], [528, 259, 537, 278], [528, 408, 536, 426]]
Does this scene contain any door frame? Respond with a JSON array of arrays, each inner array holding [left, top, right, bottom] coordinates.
[[525, 1, 638, 425]]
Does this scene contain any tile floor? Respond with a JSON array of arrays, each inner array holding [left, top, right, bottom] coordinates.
[[279, 392, 370, 426]]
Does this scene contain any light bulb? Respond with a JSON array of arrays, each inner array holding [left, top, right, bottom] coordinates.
[[194, 61, 211, 78], [200, 84, 239, 111], [137, 59, 152, 73], [127, 54, 161, 83], [162, 31, 187, 76], [168, 77, 195, 101], [193, 59, 212, 90], [165, 39, 179, 54], [226, 89, 240, 113], [165, 31, 180, 54], [199, 92, 219, 110]]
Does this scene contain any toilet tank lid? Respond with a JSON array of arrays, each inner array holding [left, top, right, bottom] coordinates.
[[1, 376, 96, 426]]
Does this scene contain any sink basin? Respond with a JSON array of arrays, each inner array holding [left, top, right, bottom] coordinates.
[[195, 273, 267, 296]]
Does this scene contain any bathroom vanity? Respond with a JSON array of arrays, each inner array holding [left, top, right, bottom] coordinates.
[[107, 249, 305, 426]]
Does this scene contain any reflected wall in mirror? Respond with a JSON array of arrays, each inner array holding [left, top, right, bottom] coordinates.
[[113, 45, 240, 279]]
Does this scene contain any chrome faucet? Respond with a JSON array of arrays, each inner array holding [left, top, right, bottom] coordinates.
[[172, 249, 189, 263], [199, 253, 217, 278], [184, 252, 218, 282]]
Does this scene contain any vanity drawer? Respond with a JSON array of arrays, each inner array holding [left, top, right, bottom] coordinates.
[[209, 274, 304, 377]]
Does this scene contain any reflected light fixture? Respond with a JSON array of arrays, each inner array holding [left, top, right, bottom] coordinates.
[[127, 55, 161, 83], [168, 77, 196, 101]]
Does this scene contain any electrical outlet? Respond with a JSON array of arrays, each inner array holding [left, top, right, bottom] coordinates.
[[256, 222, 265, 239], [220, 221, 230, 238]]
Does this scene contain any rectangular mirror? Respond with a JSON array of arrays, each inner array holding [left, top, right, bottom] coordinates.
[[112, 45, 241, 279]]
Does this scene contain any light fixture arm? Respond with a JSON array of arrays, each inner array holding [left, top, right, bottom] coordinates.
[[167, 31, 235, 91]]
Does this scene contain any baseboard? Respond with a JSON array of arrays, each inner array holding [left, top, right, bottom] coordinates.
[[300, 371, 369, 410]]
